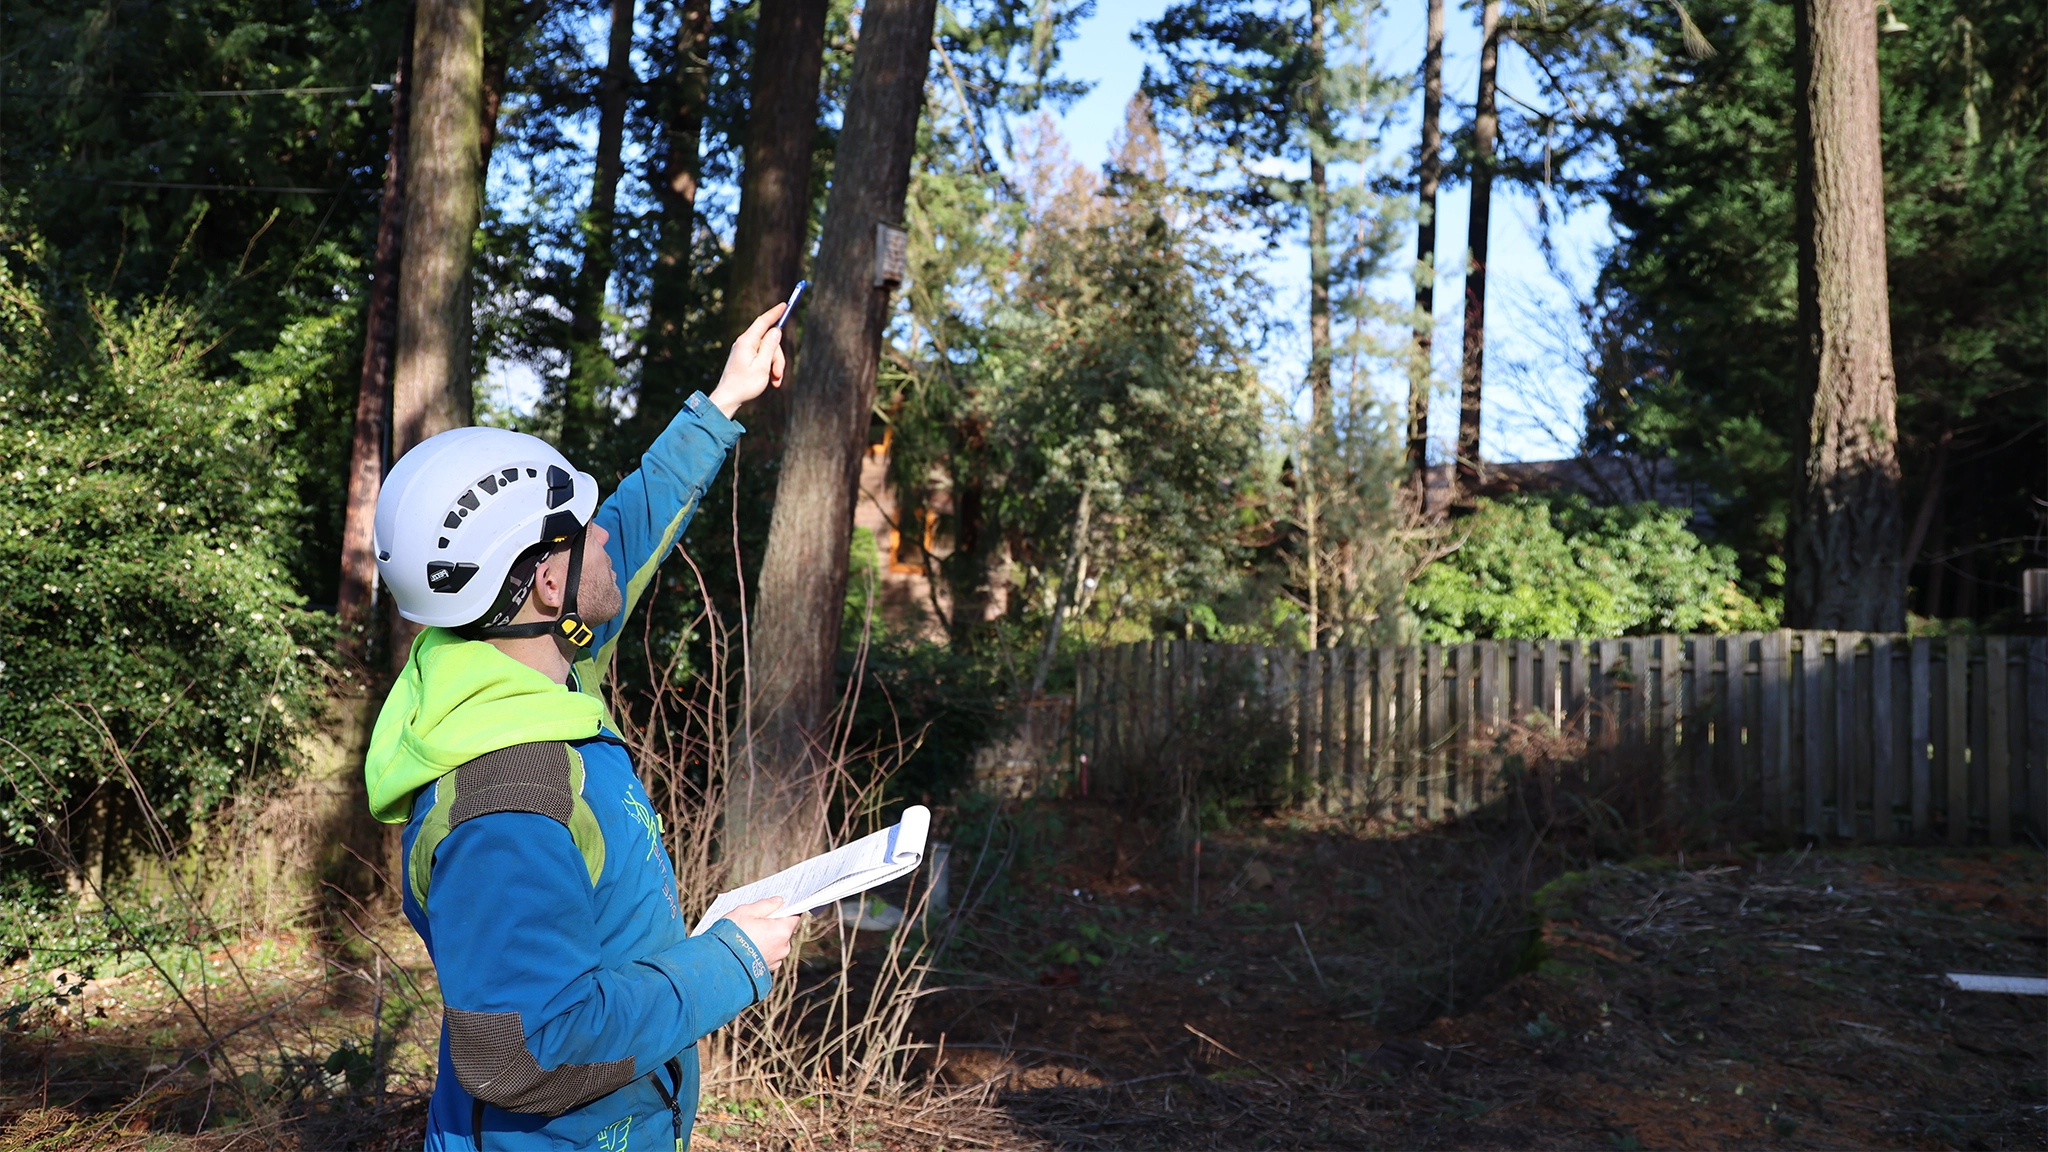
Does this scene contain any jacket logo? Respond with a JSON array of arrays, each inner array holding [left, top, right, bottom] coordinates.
[[621, 793, 679, 920], [621, 794, 661, 861], [594, 1115, 630, 1150]]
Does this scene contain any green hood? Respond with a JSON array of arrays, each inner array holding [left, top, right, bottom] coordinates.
[[364, 628, 605, 823]]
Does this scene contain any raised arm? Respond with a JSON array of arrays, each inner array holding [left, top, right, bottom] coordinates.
[[583, 306, 788, 677]]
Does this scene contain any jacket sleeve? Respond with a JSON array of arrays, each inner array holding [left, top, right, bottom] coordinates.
[[425, 811, 771, 1114], [587, 391, 743, 676]]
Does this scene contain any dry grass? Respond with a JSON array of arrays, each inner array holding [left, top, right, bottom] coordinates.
[[0, 552, 972, 1146]]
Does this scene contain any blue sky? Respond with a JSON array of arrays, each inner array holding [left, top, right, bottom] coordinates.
[[488, 1, 1612, 463], [1039, 0, 1610, 463]]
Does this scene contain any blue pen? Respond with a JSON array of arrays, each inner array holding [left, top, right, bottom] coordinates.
[[775, 280, 807, 329]]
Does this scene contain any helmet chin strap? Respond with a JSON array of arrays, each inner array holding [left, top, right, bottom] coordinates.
[[469, 530, 596, 649]]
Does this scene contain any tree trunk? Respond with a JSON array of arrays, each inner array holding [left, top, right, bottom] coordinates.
[[1031, 484, 1091, 696], [337, 9, 412, 666], [736, 0, 938, 880], [724, 0, 830, 446], [1785, 0, 1904, 630], [393, 0, 483, 460], [563, 0, 636, 454], [391, 0, 485, 668], [1305, 0, 1332, 441], [641, 0, 712, 411], [1408, 0, 1444, 506], [480, 0, 541, 171], [1453, 0, 1500, 515]]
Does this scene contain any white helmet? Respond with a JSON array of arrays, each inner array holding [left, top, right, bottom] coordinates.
[[373, 428, 599, 630]]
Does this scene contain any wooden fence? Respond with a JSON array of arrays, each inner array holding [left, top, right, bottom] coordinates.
[[1073, 633, 2048, 844]]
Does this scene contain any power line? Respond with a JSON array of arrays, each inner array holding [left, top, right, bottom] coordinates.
[[55, 177, 345, 195], [144, 85, 394, 97], [0, 84, 390, 100]]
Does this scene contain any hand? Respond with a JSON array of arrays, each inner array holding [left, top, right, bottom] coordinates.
[[707, 305, 789, 417], [725, 896, 800, 972]]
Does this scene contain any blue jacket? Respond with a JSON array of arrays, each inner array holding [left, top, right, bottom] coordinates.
[[371, 394, 766, 1150]]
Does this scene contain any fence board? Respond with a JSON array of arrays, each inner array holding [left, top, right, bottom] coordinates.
[[1293, 649, 1314, 806], [1799, 631, 1824, 835], [1339, 649, 1359, 810], [1987, 636, 2010, 846], [1513, 640, 1532, 727], [2031, 639, 2048, 844], [1911, 638, 1931, 838], [1320, 648, 1340, 812], [1736, 633, 1760, 815], [1447, 644, 1467, 815], [1871, 636, 1895, 842], [1433, 647, 1449, 815], [1834, 633, 1858, 837], [1480, 640, 1501, 805], [1947, 635, 1969, 845], [1759, 631, 1787, 830], [1654, 631, 1671, 766], [1370, 646, 1390, 815], [1399, 646, 1420, 820], [1618, 638, 1637, 749]]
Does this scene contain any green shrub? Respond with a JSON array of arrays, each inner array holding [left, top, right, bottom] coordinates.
[[1406, 494, 1776, 642], [0, 262, 327, 855]]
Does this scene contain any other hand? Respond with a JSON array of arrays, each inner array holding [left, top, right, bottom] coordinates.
[[725, 896, 800, 971], [707, 306, 789, 417]]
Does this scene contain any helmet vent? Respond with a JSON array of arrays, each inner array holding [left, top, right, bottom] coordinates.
[[438, 537, 450, 549], [427, 561, 480, 594], [503, 469, 519, 484], [546, 466, 574, 509], [541, 511, 581, 543], [444, 512, 462, 530], [457, 491, 481, 512], [478, 474, 500, 495]]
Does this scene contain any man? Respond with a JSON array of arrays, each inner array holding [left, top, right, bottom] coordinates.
[[363, 307, 802, 1150]]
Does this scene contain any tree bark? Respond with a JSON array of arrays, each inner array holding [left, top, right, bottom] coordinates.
[[724, 0, 830, 446], [1453, 0, 1500, 515], [736, 0, 938, 880], [391, 0, 484, 668], [393, 0, 483, 461], [338, 9, 412, 666], [1785, 0, 1904, 630], [1305, 0, 1332, 442], [1408, 0, 1444, 505], [563, 0, 636, 454], [641, 0, 712, 410]]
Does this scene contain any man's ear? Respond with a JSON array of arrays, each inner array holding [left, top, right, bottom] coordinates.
[[529, 549, 569, 612]]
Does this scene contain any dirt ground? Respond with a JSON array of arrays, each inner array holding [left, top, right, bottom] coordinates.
[[0, 800, 2040, 1150], [898, 801, 2048, 1150]]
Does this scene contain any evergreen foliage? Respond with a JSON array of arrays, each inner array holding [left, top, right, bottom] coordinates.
[[884, 102, 1273, 658], [1510, 0, 2046, 616], [0, 249, 328, 847], [1406, 494, 1772, 641]]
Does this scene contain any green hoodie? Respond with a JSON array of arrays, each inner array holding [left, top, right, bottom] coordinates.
[[364, 627, 605, 824]]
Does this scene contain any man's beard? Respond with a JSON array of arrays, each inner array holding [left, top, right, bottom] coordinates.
[[576, 562, 623, 626]]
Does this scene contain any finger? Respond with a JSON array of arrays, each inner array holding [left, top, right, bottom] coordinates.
[[730, 308, 779, 361], [745, 304, 783, 344], [756, 326, 783, 365], [737, 895, 786, 916], [769, 343, 787, 384]]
